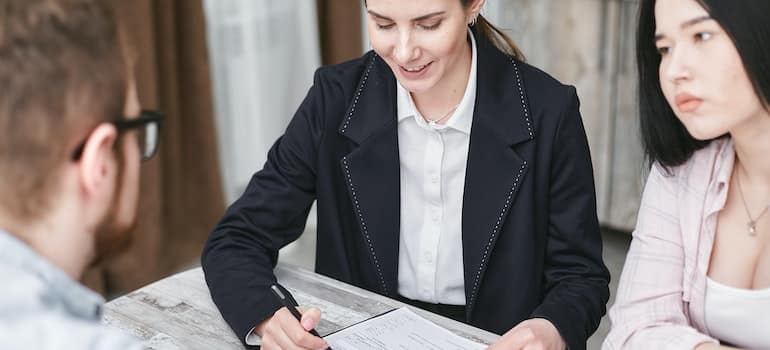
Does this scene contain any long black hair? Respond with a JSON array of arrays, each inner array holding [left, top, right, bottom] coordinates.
[[636, 0, 770, 169]]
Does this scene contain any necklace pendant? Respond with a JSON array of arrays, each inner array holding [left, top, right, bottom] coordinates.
[[749, 221, 757, 236]]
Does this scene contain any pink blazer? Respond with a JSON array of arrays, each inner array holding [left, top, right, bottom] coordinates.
[[602, 138, 734, 349]]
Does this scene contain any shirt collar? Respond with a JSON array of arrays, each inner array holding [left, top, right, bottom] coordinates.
[[0, 229, 105, 320], [705, 137, 735, 217], [714, 137, 735, 189], [397, 28, 478, 134]]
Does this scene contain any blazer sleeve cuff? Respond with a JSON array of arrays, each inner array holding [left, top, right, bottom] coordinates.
[[245, 326, 262, 346], [531, 303, 588, 350], [225, 295, 282, 347]]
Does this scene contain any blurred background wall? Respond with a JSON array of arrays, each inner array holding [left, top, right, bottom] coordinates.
[[203, 0, 321, 204], [85, 0, 226, 297], [484, 0, 645, 231]]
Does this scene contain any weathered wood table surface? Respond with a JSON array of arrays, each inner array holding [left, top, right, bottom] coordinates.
[[103, 265, 500, 349]]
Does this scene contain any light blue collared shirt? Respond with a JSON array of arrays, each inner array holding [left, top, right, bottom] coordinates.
[[0, 229, 143, 349]]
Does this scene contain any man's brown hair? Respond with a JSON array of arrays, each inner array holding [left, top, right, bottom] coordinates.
[[0, 0, 127, 221]]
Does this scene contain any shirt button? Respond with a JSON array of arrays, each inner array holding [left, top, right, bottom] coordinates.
[[431, 176, 439, 184]]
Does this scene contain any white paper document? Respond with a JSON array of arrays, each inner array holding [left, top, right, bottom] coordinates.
[[325, 307, 487, 350]]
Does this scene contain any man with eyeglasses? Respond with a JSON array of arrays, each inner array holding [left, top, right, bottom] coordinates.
[[0, 0, 162, 348]]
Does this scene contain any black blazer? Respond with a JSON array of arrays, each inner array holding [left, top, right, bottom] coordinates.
[[202, 29, 609, 350]]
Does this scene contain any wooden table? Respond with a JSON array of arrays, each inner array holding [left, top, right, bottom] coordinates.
[[104, 265, 500, 349]]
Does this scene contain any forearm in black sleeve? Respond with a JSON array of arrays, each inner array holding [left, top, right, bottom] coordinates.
[[201, 70, 327, 344], [531, 86, 611, 350]]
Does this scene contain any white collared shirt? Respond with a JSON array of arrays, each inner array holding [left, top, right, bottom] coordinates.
[[244, 30, 477, 347], [396, 30, 477, 305]]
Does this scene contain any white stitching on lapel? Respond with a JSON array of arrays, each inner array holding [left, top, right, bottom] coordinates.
[[469, 58, 532, 306], [342, 156, 389, 294], [511, 58, 533, 139], [340, 54, 376, 134]]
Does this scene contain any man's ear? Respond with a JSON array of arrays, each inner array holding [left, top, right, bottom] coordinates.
[[76, 123, 118, 195]]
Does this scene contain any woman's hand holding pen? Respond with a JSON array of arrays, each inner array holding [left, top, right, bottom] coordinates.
[[254, 307, 329, 350]]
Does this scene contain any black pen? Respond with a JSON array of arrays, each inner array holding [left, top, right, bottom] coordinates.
[[270, 284, 332, 349]]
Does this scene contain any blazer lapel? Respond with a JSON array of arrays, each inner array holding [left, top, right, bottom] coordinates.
[[463, 30, 534, 314], [338, 53, 400, 297], [336, 37, 536, 306]]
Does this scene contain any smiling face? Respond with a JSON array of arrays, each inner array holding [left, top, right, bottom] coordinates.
[[365, 0, 478, 95], [654, 0, 767, 140]]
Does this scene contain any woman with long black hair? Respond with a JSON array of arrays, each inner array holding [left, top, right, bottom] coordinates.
[[605, 0, 770, 349]]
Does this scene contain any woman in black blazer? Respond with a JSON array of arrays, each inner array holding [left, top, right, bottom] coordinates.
[[202, 0, 609, 349]]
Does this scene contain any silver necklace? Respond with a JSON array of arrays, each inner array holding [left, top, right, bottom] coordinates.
[[423, 104, 460, 126], [735, 167, 770, 236]]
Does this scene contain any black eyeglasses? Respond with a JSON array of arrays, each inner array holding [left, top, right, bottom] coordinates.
[[71, 110, 164, 161]]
